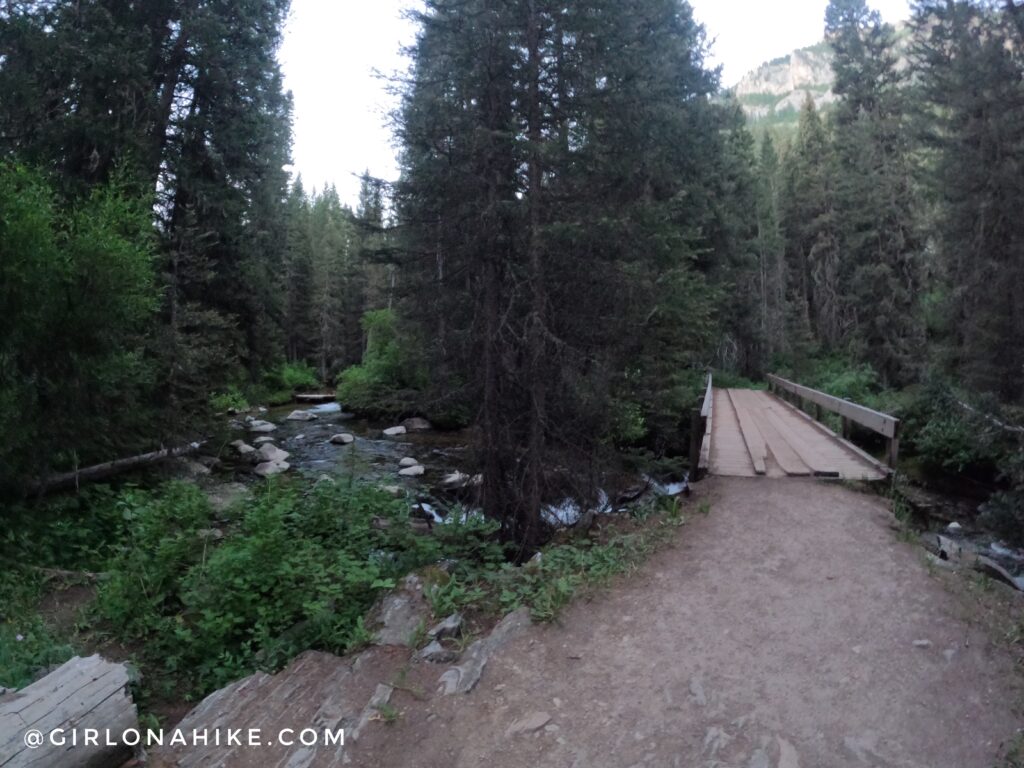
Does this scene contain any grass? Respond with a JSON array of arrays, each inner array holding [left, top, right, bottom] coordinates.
[[0, 574, 75, 689], [428, 495, 686, 622], [1, 474, 688, 724]]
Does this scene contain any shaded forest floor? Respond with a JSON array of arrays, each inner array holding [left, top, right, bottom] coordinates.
[[347, 478, 1024, 768]]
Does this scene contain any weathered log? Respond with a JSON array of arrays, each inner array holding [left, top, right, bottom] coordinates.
[[0, 556, 107, 583], [28, 442, 203, 496], [0, 655, 138, 768]]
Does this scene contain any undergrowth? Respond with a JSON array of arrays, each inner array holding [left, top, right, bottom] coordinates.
[[429, 495, 686, 622], [2, 477, 686, 704]]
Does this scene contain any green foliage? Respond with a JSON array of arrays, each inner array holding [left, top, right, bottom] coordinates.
[[210, 386, 250, 414], [0, 163, 157, 492], [266, 361, 320, 393], [337, 309, 424, 416], [93, 481, 503, 694], [429, 508, 683, 622], [2, 485, 127, 571], [0, 573, 75, 689]]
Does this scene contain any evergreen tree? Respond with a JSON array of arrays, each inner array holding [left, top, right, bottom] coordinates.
[[912, 0, 1024, 401], [396, 0, 733, 548], [283, 178, 316, 362], [826, 0, 923, 385], [780, 97, 836, 361]]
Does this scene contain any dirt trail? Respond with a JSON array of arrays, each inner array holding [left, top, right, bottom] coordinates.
[[351, 478, 1023, 768]]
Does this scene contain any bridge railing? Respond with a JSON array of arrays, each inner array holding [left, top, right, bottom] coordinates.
[[689, 373, 714, 480], [766, 373, 900, 469]]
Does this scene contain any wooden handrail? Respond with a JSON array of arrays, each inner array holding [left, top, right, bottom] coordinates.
[[700, 373, 714, 418], [766, 373, 900, 468], [690, 372, 714, 480]]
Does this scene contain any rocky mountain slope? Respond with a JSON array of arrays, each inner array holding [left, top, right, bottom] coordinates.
[[733, 25, 910, 129], [733, 42, 836, 127]]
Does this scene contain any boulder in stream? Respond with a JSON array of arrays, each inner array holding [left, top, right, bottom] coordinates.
[[402, 417, 433, 432], [253, 436, 276, 446], [255, 460, 290, 478], [399, 457, 419, 468], [286, 409, 318, 422], [330, 433, 355, 445], [256, 444, 290, 464], [383, 425, 407, 437], [399, 464, 425, 477], [248, 419, 277, 434], [230, 439, 255, 455]]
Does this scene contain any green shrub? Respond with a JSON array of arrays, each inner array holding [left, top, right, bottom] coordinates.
[[0, 573, 74, 689], [337, 309, 425, 415], [94, 480, 503, 694], [263, 361, 320, 394], [210, 386, 249, 414]]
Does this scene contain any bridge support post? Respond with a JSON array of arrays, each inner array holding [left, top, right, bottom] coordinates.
[[886, 425, 900, 469], [689, 409, 703, 481]]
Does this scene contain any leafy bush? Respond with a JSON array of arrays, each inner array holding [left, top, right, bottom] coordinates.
[[0, 573, 74, 689], [429, 503, 683, 621], [94, 480, 504, 693], [274, 361, 320, 391], [0, 163, 157, 493], [337, 309, 425, 416], [210, 386, 249, 414]]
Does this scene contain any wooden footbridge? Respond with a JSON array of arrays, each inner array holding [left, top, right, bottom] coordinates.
[[691, 374, 898, 482]]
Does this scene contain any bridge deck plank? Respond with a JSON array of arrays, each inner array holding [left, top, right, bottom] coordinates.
[[709, 388, 886, 481]]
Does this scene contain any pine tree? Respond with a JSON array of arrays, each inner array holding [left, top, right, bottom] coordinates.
[[912, 0, 1024, 401], [755, 134, 788, 364], [780, 97, 836, 361], [396, 0, 731, 548], [826, 0, 923, 385]]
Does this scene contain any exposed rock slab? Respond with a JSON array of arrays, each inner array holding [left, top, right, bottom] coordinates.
[[438, 608, 531, 695], [370, 575, 429, 646]]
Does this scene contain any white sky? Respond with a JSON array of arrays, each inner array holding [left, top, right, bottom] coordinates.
[[279, 0, 913, 206]]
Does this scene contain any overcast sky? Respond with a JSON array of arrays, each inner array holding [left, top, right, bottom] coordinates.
[[279, 0, 913, 206]]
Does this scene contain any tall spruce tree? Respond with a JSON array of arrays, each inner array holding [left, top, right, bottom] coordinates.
[[826, 0, 923, 385], [912, 0, 1024, 401], [396, 0, 736, 549]]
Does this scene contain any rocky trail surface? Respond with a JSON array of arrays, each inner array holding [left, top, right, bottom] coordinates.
[[346, 478, 1023, 768]]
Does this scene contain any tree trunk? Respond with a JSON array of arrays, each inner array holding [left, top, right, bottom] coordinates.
[[29, 442, 203, 496]]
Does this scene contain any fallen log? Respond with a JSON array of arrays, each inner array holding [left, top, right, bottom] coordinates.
[[28, 442, 204, 496], [0, 655, 138, 768], [0, 556, 108, 583]]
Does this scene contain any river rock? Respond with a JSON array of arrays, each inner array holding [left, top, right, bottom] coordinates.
[[330, 433, 355, 445], [230, 440, 255, 455], [427, 613, 463, 640], [248, 420, 277, 434], [253, 436, 276, 446], [286, 409, 318, 422], [255, 461, 290, 478], [402, 417, 433, 432], [257, 444, 290, 463], [438, 607, 531, 695], [399, 457, 419, 468], [399, 464, 425, 477], [383, 426, 407, 437], [416, 640, 457, 664]]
